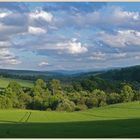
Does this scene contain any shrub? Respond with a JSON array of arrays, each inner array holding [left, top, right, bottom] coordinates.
[[18, 93, 32, 109], [121, 85, 134, 102], [75, 104, 88, 111], [0, 95, 13, 109], [85, 97, 98, 108], [46, 108, 52, 111], [31, 96, 43, 110], [107, 93, 121, 104], [134, 90, 140, 101], [57, 99, 75, 112], [48, 95, 60, 110], [99, 101, 107, 107]]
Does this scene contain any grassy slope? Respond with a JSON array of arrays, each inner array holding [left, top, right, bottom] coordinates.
[[0, 101, 140, 137], [0, 77, 33, 88]]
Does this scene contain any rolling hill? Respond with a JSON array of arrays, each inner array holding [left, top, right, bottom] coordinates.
[[0, 77, 33, 88], [0, 101, 140, 138], [95, 65, 140, 83], [1, 65, 140, 83]]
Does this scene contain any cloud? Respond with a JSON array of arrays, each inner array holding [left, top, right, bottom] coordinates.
[[88, 52, 106, 60], [28, 38, 88, 56], [29, 9, 53, 23], [0, 10, 11, 18], [0, 48, 21, 65], [0, 3, 140, 70], [38, 61, 49, 67], [5, 59, 21, 65], [97, 30, 140, 48], [0, 8, 53, 39], [53, 6, 140, 31], [28, 26, 47, 35], [56, 38, 88, 54], [112, 52, 127, 58], [0, 12, 28, 41], [88, 52, 127, 62], [0, 41, 11, 47], [135, 56, 140, 60], [0, 6, 54, 67]]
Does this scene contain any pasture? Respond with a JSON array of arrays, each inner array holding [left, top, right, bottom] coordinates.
[[0, 101, 140, 137], [0, 77, 33, 88]]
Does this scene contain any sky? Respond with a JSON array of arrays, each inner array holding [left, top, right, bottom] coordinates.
[[0, 2, 140, 71]]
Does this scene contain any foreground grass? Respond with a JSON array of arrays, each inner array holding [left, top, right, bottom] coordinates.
[[0, 101, 140, 137], [0, 77, 33, 88]]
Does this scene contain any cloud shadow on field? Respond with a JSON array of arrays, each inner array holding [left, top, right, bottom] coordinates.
[[0, 118, 140, 138]]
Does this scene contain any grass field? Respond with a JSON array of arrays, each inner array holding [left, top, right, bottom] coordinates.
[[0, 101, 140, 138], [0, 77, 34, 88]]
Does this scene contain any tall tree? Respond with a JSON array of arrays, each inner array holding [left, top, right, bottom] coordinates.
[[121, 85, 134, 102], [33, 79, 49, 97], [50, 79, 61, 95]]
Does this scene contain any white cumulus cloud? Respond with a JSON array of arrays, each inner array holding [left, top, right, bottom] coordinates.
[[56, 39, 88, 54], [89, 52, 106, 60], [0, 48, 21, 65], [28, 26, 47, 35], [98, 30, 140, 48], [30, 9, 53, 23], [38, 61, 49, 67]]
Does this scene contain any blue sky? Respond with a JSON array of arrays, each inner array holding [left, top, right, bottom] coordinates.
[[0, 2, 140, 71]]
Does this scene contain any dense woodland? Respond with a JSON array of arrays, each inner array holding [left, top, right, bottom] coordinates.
[[1, 65, 140, 111], [0, 77, 140, 111]]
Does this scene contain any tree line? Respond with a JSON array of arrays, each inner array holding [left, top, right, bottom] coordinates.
[[0, 78, 140, 111]]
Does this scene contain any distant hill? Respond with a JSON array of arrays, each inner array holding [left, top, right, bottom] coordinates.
[[96, 65, 140, 83], [1, 65, 140, 83], [0, 77, 33, 88], [0, 68, 85, 82], [0, 69, 64, 81]]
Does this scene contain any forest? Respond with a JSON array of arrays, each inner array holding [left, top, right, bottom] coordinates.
[[1, 65, 140, 111]]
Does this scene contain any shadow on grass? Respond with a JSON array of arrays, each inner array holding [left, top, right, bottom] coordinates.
[[0, 120, 16, 123], [0, 118, 140, 138]]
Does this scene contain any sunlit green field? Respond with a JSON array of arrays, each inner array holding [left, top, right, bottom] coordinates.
[[0, 77, 33, 88], [0, 101, 140, 138]]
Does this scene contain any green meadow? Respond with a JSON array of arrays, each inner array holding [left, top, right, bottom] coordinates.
[[0, 101, 140, 138], [0, 77, 33, 88]]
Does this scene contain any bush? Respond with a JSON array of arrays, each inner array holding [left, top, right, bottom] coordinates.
[[107, 93, 121, 104], [75, 104, 88, 111], [134, 91, 140, 101], [46, 108, 52, 111], [57, 99, 75, 112], [0, 95, 13, 109], [92, 89, 107, 107], [48, 95, 60, 110], [85, 97, 98, 108], [99, 101, 107, 107], [31, 96, 43, 110], [121, 85, 134, 102], [18, 93, 32, 109]]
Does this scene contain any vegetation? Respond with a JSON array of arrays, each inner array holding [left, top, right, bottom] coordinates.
[[0, 74, 140, 111], [1, 66, 140, 111], [1, 102, 140, 137], [1, 65, 140, 137], [98, 65, 140, 83], [0, 77, 33, 88]]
